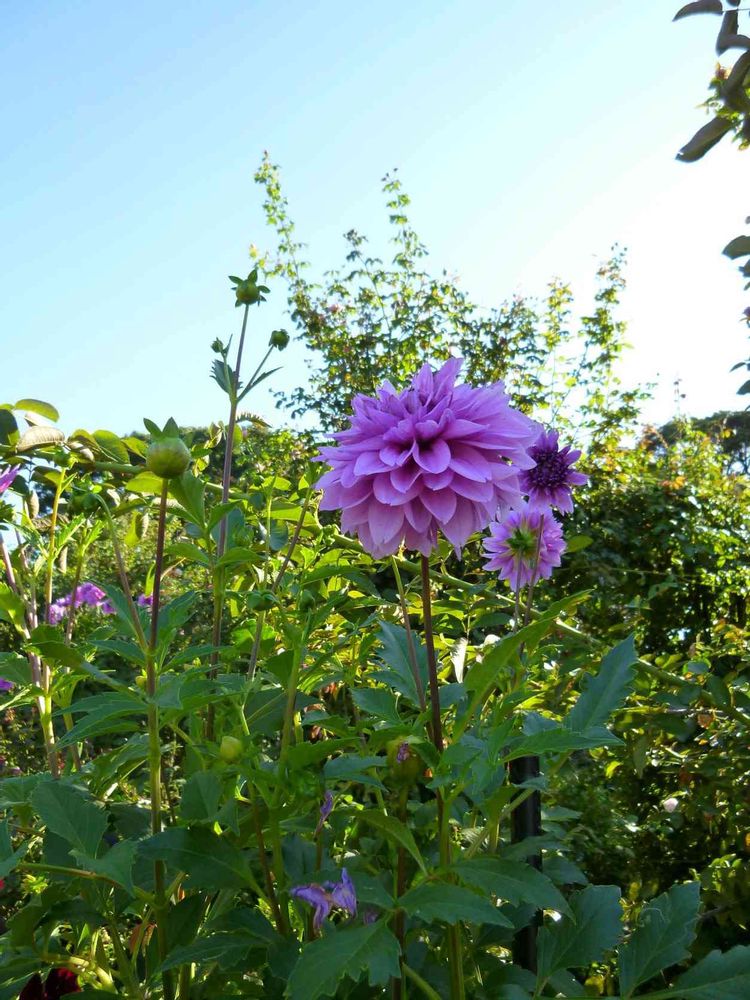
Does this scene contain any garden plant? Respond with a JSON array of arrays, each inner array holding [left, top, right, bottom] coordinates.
[[0, 253, 749, 1000]]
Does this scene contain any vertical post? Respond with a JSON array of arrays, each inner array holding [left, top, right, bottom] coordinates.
[[509, 755, 542, 972]]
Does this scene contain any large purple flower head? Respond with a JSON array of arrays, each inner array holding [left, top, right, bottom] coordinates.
[[316, 358, 540, 557], [520, 429, 588, 514], [0, 466, 20, 495], [483, 502, 566, 590]]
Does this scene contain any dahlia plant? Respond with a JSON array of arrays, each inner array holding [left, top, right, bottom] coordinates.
[[0, 272, 748, 1000]]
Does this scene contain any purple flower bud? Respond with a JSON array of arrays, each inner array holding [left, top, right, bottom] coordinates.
[[396, 742, 411, 763], [0, 677, 13, 693], [314, 790, 334, 836], [137, 593, 154, 608]]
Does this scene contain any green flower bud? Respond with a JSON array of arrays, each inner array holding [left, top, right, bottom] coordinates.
[[236, 280, 262, 305], [298, 589, 317, 611], [145, 437, 191, 479], [219, 735, 243, 763], [386, 738, 422, 787], [247, 590, 276, 612], [269, 329, 290, 350]]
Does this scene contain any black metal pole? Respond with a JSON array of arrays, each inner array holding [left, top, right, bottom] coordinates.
[[510, 754, 542, 972]]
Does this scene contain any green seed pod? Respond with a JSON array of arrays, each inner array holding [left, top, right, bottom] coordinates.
[[219, 735, 243, 763], [145, 437, 191, 479], [269, 329, 290, 350]]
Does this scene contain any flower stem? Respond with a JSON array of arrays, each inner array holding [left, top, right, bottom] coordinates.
[[420, 556, 464, 1000], [147, 480, 174, 1000]]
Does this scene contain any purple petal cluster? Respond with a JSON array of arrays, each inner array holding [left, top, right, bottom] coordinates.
[[483, 502, 566, 590], [290, 868, 357, 930], [47, 582, 116, 624], [520, 429, 588, 514], [0, 677, 13, 693], [0, 466, 20, 495], [317, 358, 540, 557]]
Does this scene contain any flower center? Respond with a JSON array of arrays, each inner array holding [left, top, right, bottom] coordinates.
[[527, 450, 568, 490]]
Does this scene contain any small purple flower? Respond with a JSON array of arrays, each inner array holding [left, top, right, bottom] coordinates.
[[73, 583, 106, 608], [396, 742, 411, 763], [290, 868, 358, 930], [48, 600, 68, 625], [137, 593, 153, 608], [483, 503, 566, 590], [330, 869, 357, 918], [100, 600, 115, 615], [316, 357, 540, 558], [519, 429, 588, 514], [314, 790, 334, 836], [0, 677, 13, 693], [0, 466, 20, 495]]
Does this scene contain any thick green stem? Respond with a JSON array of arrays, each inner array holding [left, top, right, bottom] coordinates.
[[147, 480, 174, 1000], [420, 556, 464, 1000]]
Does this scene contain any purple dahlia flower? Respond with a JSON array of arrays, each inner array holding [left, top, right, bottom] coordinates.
[[73, 582, 106, 608], [519, 429, 588, 514], [483, 502, 566, 590], [290, 868, 357, 930], [316, 358, 540, 557], [0, 466, 20, 494]]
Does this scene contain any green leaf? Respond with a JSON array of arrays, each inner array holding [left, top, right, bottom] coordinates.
[[677, 116, 733, 162], [565, 534, 593, 553], [159, 932, 253, 972], [504, 726, 620, 760], [723, 235, 750, 259], [619, 882, 700, 998], [324, 754, 387, 789], [14, 398, 59, 421], [564, 635, 637, 733], [285, 921, 400, 1000], [31, 782, 107, 857], [537, 885, 622, 984], [127, 471, 164, 495], [670, 945, 750, 999], [0, 584, 28, 633], [0, 819, 29, 879], [92, 430, 129, 463], [169, 471, 206, 528], [673, 0, 723, 19], [399, 881, 513, 926], [355, 810, 427, 872], [372, 622, 427, 706], [180, 771, 222, 822], [0, 653, 32, 687], [452, 857, 571, 917], [139, 827, 252, 889], [0, 407, 18, 444], [351, 687, 401, 725], [16, 425, 65, 451], [73, 839, 138, 895]]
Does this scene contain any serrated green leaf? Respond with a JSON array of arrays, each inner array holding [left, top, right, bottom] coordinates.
[[537, 885, 622, 984], [373, 622, 427, 705], [399, 881, 513, 926], [452, 857, 571, 917], [670, 945, 750, 999], [139, 827, 252, 889], [0, 819, 29, 879], [31, 782, 107, 857], [355, 810, 427, 872], [285, 921, 400, 1000], [180, 771, 221, 822], [619, 882, 700, 997], [564, 635, 637, 733]]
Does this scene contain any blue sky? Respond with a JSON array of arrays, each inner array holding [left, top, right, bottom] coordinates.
[[1, 0, 746, 437]]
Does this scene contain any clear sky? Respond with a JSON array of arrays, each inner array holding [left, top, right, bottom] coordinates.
[[1, 0, 747, 437]]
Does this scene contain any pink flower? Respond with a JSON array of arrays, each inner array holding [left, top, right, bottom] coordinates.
[[483, 502, 566, 590], [0, 466, 20, 494], [316, 358, 539, 557]]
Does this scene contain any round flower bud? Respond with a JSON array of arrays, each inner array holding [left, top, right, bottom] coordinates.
[[235, 280, 261, 306], [145, 438, 191, 479], [298, 589, 317, 611], [269, 329, 290, 350], [386, 739, 422, 787], [220, 736, 243, 763], [247, 590, 276, 612], [135, 675, 148, 690]]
